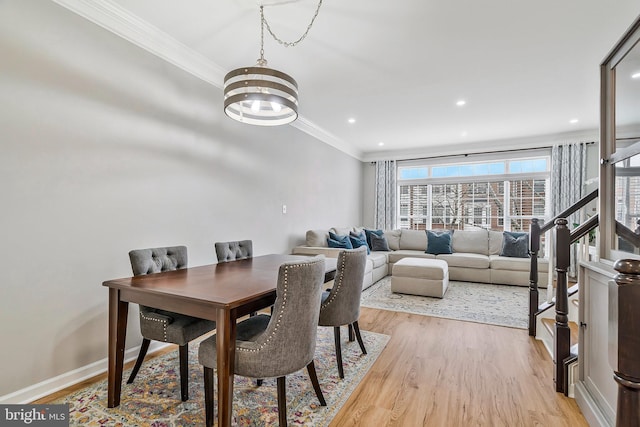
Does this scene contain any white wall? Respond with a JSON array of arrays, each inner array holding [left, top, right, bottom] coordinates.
[[0, 0, 363, 399]]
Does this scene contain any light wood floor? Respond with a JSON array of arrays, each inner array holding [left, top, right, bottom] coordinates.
[[36, 308, 587, 426], [330, 307, 588, 427]]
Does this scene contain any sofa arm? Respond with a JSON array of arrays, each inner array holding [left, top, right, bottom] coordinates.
[[292, 246, 343, 258]]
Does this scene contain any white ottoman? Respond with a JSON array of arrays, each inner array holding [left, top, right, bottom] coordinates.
[[391, 258, 449, 298]]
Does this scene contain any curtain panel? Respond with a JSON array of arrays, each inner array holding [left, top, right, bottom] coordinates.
[[550, 142, 587, 277], [374, 160, 397, 230]]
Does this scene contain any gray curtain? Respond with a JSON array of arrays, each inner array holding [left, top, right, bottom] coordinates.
[[374, 160, 397, 230], [550, 142, 587, 277]]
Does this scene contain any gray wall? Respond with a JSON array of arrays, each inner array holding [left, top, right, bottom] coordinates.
[[0, 1, 363, 397]]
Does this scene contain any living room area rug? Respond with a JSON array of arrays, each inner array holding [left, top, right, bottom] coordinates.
[[53, 327, 389, 426], [361, 276, 529, 329]]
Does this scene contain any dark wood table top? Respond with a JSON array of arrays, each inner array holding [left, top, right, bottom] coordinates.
[[103, 254, 336, 310]]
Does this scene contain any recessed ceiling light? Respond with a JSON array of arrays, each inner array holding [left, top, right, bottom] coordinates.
[[348, 118, 356, 124], [378, 142, 384, 146], [569, 119, 579, 124], [632, 72, 640, 79], [456, 100, 466, 107], [461, 131, 468, 137]]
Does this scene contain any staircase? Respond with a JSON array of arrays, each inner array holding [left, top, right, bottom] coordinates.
[[527, 190, 598, 396], [535, 284, 580, 396]]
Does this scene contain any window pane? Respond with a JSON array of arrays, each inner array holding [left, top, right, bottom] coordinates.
[[398, 167, 428, 180], [398, 184, 429, 230]]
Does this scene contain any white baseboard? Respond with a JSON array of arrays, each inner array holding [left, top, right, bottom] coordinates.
[[575, 382, 615, 427], [0, 342, 171, 404]]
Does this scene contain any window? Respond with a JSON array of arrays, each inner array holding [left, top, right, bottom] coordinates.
[[397, 155, 550, 231]]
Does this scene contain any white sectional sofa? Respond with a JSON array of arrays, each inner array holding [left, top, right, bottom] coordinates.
[[292, 227, 549, 290]]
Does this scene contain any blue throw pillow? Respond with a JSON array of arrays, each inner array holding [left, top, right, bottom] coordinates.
[[370, 232, 390, 251], [500, 231, 529, 258], [328, 232, 353, 249], [425, 230, 453, 255], [364, 228, 384, 247], [349, 230, 370, 254]]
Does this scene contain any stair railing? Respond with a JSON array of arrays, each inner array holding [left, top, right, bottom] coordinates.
[[554, 214, 599, 394], [528, 189, 598, 336]]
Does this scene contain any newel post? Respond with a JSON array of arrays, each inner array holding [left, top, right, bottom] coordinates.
[[554, 218, 571, 393], [529, 218, 541, 336], [611, 259, 640, 427]]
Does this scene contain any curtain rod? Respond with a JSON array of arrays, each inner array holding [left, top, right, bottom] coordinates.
[[371, 141, 595, 164]]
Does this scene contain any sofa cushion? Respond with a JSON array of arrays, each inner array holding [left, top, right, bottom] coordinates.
[[426, 230, 453, 255], [488, 230, 503, 255], [489, 255, 548, 272], [399, 229, 428, 251], [349, 230, 370, 254], [451, 230, 488, 255], [437, 253, 490, 269], [330, 227, 353, 236], [328, 231, 353, 249], [384, 229, 402, 250], [364, 228, 384, 247], [306, 229, 329, 247], [388, 250, 436, 264], [368, 252, 388, 268], [370, 233, 390, 251], [500, 231, 529, 258]]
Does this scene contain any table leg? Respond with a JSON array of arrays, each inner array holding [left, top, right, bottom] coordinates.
[[107, 288, 129, 408], [217, 308, 237, 427]]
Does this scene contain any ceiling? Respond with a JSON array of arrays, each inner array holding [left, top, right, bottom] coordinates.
[[60, 0, 640, 160]]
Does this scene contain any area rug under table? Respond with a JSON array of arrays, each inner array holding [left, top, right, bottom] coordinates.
[[361, 276, 529, 329], [54, 327, 389, 426]]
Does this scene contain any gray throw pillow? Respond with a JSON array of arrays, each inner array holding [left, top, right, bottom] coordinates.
[[370, 232, 390, 251], [500, 231, 529, 258]]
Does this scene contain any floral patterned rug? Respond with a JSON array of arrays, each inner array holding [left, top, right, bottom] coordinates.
[[54, 327, 389, 426], [361, 277, 529, 329]]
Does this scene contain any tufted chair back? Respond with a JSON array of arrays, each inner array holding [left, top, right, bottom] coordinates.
[[318, 246, 368, 326], [125, 244, 215, 402], [235, 256, 325, 378], [129, 246, 188, 276], [215, 240, 253, 263]]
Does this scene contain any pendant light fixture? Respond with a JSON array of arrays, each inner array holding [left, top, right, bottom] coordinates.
[[223, 1, 323, 126]]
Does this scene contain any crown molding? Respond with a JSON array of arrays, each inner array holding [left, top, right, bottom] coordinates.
[[51, 0, 227, 87], [292, 116, 363, 160], [49, 0, 365, 160]]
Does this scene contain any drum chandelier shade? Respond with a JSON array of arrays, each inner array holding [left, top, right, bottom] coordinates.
[[223, 1, 322, 126], [223, 65, 298, 126]]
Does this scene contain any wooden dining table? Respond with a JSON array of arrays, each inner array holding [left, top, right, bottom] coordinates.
[[102, 254, 336, 427]]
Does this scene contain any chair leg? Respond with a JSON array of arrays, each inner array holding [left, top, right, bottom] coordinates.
[[204, 367, 214, 427], [348, 324, 355, 342], [179, 344, 189, 401], [277, 376, 287, 427], [127, 338, 151, 384], [333, 326, 344, 379], [353, 321, 367, 355], [256, 379, 263, 387], [306, 361, 326, 406]]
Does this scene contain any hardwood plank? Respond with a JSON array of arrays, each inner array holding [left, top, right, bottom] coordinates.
[[330, 308, 588, 427], [33, 308, 588, 426]]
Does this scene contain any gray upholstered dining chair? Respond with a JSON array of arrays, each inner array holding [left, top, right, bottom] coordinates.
[[198, 256, 327, 427], [318, 246, 368, 379], [215, 239, 258, 318], [127, 245, 216, 401], [214, 240, 253, 263]]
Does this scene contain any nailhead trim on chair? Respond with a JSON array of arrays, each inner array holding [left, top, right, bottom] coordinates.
[[140, 311, 169, 342], [237, 262, 312, 353], [321, 253, 348, 309]]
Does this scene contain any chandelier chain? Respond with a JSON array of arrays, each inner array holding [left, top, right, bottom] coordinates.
[[260, 0, 323, 48]]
